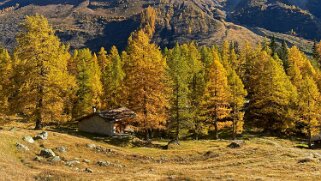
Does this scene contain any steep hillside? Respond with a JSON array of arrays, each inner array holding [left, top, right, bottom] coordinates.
[[0, 0, 318, 52], [0, 0, 263, 51], [227, 0, 321, 40]]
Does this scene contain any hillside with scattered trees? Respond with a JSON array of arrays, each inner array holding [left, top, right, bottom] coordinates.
[[1, 4, 321, 180], [1, 7, 321, 147]]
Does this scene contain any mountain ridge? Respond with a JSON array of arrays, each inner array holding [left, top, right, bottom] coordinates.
[[0, 0, 318, 52]]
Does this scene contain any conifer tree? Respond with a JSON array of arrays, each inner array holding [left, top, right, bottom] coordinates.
[[247, 51, 297, 131], [0, 48, 12, 113], [183, 42, 206, 139], [89, 53, 103, 108], [313, 40, 320, 64], [124, 30, 169, 139], [97, 47, 108, 73], [221, 44, 247, 138], [167, 44, 191, 140], [228, 70, 247, 139], [287, 46, 316, 81], [278, 40, 289, 70], [298, 76, 321, 148], [105, 46, 125, 109], [140, 6, 156, 37], [202, 56, 230, 139], [270, 36, 278, 56], [67, 49, 78, 76], [200, 46, 214, 77], [221, 41, 230, 65], [73, 49, 103, 117], [314, 41, 321, 68], [229, 48, 239, 71], [238, 42, 254, 82], [13, 15, 76, 129]]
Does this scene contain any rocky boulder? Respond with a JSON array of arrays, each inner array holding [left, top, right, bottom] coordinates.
[[23, 136, 35, 144], [83, 159, 91, 164], [97, 160, 111, 167], [16, 143, 29, 151], [164, 139, 180, 150], [51, 156, 61, 163], [34, 156, 43, 162], [298, 157, 317, 164], [55, 146, 67, 153], [228, 140, 245, 148], [84, 168, 93, 173], [86, 144, 96, 150], [40, 148, 56, 158], [66, 160, 80, 167], [34, 131, 48, 140]]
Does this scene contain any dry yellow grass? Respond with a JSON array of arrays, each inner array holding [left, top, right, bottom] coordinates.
[[0, 122, 321, 181]]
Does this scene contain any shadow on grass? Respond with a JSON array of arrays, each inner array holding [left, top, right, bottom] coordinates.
[[46, 121, 165, 148]]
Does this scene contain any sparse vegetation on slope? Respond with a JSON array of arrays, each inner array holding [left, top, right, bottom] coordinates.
[[1, 123, 321, 180]]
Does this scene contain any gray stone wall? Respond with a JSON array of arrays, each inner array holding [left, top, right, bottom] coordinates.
[[78, 116, 114, 136]]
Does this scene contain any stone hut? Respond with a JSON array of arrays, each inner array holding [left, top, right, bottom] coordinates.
[[77, 107, 136, 136]]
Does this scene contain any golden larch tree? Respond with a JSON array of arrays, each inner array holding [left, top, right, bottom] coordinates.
[[13, 15, 76, 129], [124, 30, 169, 139], [202, 55, 230, 140]]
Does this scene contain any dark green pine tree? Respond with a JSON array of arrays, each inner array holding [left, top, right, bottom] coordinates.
[[166, 44, 191, 141], [269, 36, 278, 56], [278, 40, 289, 70], [312, 40, 321, 67]]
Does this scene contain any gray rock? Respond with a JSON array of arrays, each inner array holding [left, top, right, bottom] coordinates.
[[23, 136, 35, 144], [203, 151, 219, 158], [56, 146, 67, 153], [298, 157, 317, 163], [66, 160, 80, 167], [16, 143, 29, 151], [34, 156, 43, 162], [97, 160, 111, 167], [83, 159, 91, 163], [228, 140, 245, 148], [51, 156, 61, 162], [84, 168, 93, 173], [86, 144, 96, 149], [312, 152, 321, 158], [34, 131, 48, 140], [9, 127, 17, 132], [40, 148, 56, 158]]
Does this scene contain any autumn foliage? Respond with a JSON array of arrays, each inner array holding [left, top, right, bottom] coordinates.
[[1, 10, 321, 145]]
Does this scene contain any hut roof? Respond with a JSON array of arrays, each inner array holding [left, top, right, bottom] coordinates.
[[77, 107, 136, 122]]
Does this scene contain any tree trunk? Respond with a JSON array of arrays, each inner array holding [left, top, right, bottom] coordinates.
[[307, 94, 312, 149], [308, 117, 312, 149], [35, 57, 44, 130], [35, 118, 42, 130], [34, 87, 43, 130], [195, 123, 199, 140], [232, 118, 236, 140], [308, 129, 312, 149], [232, 108, 237, 140], [175, 85, 180, 141], [145, 129, 150, 141], [214, 116, 218, 140]]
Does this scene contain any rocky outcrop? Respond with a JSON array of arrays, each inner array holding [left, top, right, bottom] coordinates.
[[34, 131, 48, 140], [40, 149, 56, 158], [228, 140, 245, 148], [23, 136, 35, 144], [16, 143, 29, 151]]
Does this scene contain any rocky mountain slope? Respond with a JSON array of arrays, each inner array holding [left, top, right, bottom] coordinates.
[[0, 0, 318, 52]]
